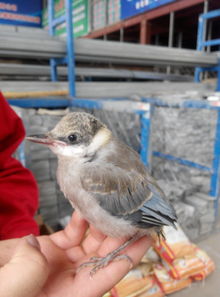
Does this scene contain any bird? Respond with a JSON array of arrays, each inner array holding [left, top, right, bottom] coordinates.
[[26, 111, 177, 275]]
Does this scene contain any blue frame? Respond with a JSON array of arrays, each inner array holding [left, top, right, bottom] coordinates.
[[140, 109, 151, 169], [48, 0, 76, 96], [153, 152, 212, 173], [8, 98, 71, 108], [195, 9, 220, 91], [6, 5, 220, 224], [210, 110, 220, 217], [142, 97, 220, 219]]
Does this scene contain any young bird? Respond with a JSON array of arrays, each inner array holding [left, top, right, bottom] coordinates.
[[27, 112, 177, 275]]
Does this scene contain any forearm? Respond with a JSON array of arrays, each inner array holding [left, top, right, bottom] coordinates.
[[0, 157, 39, 239]]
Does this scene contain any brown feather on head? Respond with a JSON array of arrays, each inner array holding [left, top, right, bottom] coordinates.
[[48, 112, 106, 146]]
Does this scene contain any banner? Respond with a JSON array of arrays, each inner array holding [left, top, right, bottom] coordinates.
[[42, 0, 89, 38], [0, 0, 42, 27], [121, 0, 177, 20]]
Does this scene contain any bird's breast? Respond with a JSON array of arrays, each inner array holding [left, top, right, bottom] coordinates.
[[57, 160, 137, 238], [77, 191, 138, 238]]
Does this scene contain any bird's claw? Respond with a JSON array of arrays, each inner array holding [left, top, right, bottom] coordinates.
[[113, 254, 134, 269], [77, 253, 134, 277]]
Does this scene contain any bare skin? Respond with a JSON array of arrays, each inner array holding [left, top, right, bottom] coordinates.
[[0, 211, 152, 297]]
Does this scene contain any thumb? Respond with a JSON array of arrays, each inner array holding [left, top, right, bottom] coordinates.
[[0, 235, 49, 297]]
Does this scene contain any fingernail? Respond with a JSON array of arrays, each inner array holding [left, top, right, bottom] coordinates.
[[26, 234, 41, 250]]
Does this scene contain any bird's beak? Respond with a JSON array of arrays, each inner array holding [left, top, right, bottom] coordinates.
[[26, 134, 66, 146]]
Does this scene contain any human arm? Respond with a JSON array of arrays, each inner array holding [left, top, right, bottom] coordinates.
[[0, 93, 39, 239], [0, 211, 151, 297]]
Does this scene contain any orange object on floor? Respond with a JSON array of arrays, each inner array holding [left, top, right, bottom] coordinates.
[[163, 254, 204, 280], [113, 269, 153, 297], [153, 263, 191, 295], [191, 249, 215, 281], [136, 276, 164, 297], [154, 225, 196, 263]]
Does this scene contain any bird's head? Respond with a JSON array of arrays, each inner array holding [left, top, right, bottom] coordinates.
[[26, 112, 112, 159]]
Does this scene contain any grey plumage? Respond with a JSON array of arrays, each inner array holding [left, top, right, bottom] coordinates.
[[80, 136, 176, 231], [26, 111, 177, 274]]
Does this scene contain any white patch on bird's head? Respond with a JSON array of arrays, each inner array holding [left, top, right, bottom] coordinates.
[[49, 127, 112, 160], [86, 127, 112, 156]]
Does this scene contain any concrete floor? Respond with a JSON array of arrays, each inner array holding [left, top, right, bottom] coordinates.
[[171, 231, 220, 297]]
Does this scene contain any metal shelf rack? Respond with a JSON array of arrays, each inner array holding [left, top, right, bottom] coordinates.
[[48, 0, 75, 97], [142, 98, 220, 220], [9, 95, 220, 223], [195, 9, 220, 91], [7, 1, 220, 229]]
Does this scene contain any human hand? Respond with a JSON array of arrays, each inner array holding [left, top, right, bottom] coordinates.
[[39, 211, 152, 297], [0, 234, 49, 297], [0, 211, 152, 297]]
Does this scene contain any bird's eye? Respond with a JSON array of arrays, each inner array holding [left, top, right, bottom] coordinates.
[[68, 134, 77, 143]]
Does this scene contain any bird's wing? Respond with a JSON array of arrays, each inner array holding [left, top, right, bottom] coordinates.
[[125, 182, 177, 229], [80, 165, 177, 229]]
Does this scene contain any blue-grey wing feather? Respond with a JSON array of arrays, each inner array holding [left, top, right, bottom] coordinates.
[[81, 168, 176, 229], [81, 139, 177, 229]]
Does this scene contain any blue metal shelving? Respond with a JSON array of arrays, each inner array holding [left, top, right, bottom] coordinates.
[[48, 0, 76, 97], [7, 2, 220, 222], [142, 98, 220, 219], [195, 9, 220, 91], [8, 95, 220, 219]]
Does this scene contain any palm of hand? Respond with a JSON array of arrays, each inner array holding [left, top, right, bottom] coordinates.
[[38, 212, 151, 297]]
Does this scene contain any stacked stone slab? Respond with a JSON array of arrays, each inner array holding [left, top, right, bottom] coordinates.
[[151, 97, 217, 240], [13, 107, 72, 229]]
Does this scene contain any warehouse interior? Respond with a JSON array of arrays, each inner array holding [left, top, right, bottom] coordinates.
[[1, 0, 220, 296]]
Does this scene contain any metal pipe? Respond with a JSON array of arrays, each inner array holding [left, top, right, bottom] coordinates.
[[48, 0, 58, 81], [167, 11, 175, 74], [0, 31, 217, 66], [65, 0, 76, 97], [210, 109, 220, 219], [207, 20, 212, 53], [168, 11, 175, 47], [0, 63, 192, 81], [177, 32, 183, 48], [0, 81, 211, 98], [120, 27, 124, 42], [203, 0, 209, 49]]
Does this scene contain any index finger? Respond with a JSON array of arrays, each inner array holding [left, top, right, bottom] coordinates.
[[50, 211, 88, 249], [81, 225, 107, 255]]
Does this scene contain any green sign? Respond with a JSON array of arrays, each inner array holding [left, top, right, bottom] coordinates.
[[42, 0, 89, 38], [73, 0, 89, 37]]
